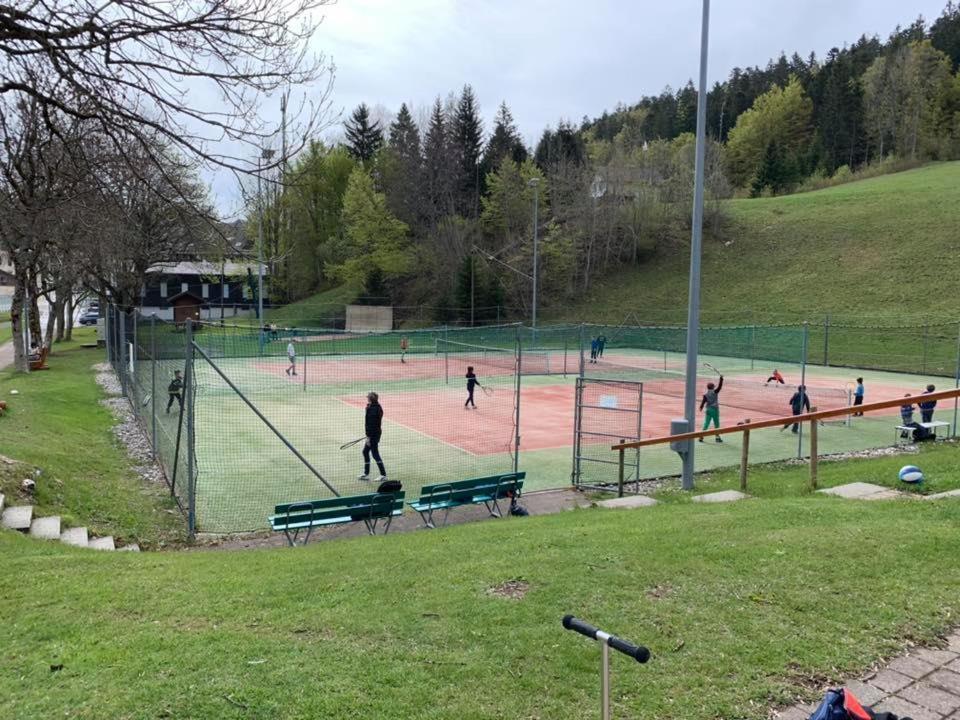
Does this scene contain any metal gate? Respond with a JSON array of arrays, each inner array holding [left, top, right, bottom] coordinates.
[[572, 377, 643, 491]]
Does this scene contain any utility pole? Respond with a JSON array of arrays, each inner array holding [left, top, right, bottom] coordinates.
[[257, 148, 275, 342], [680, 0, 711, 491]]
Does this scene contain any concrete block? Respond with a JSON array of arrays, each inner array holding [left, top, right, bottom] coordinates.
[[0, 493, 4, 512], [874, 695, 940, 720], [927, 489, 960, 500], [1, 505, 33, 531], [947, 634, 960, 653], [598, 495, 658, 509], [888, 655, 938, 680], [914, 649, 960, 667], [870, 669, 914, 693], [88, 536, 115, 551], [928, 669, 960, 696], [818, 482, 896, 499], [29, 516, 61, 540], [117, 544, 140, 552], [844, 680, 887, 707], [898, 682, 960, 716], [59, 527, 89, 548], [692, 490, 750, 503]]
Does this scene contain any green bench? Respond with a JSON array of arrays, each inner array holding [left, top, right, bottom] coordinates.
[[269, 492, 405, 546], [408, 472, 525, 529]]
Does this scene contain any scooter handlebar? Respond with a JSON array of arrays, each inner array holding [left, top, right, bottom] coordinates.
[[562, 615, 650, 664]]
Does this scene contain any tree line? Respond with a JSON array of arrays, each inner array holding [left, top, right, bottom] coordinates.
[[258, 4, 960, 321]]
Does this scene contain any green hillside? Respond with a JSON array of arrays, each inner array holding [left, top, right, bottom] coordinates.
[[555, 162, 960, 325]]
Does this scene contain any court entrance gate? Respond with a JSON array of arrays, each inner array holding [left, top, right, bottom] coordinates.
[[572, 378, 643, 492]]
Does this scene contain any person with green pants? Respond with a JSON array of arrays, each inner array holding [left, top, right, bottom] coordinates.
[[699, 375, 724, 443]]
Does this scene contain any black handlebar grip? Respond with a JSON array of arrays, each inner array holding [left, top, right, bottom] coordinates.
[[608, 635, 651, 663], [562, 614, 599, 640]]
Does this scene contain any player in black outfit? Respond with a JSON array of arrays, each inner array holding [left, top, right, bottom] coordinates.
[[166, 370, 183, 413], [359, 391, 388, 482], [465, 366, 481, 409]]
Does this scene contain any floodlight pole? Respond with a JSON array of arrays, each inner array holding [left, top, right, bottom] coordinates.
[[257, 148, 275, 344], [680, 0, 711, 492], [528, 177, 540, 329]]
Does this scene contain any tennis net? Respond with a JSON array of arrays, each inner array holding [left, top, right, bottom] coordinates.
[[436, 338, 551, 376], [590, 358, 851, 418]]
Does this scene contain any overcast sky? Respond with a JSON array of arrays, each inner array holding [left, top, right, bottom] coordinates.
[[214, 0, 948, 214]]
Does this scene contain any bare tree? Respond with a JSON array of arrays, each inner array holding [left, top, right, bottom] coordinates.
[[0, 1, 335, 176]]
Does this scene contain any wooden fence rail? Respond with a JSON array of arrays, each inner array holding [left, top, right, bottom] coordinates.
[[611, 388, 960, 491]]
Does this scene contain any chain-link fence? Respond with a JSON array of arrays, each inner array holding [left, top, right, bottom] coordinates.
[[105, 308, 960, 533]]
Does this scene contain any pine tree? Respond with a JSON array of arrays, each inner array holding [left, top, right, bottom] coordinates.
[[482, 102, 527, 179], [452, 84, 484, 216], [344, 103, 384, 165], [383, 103, 423, 226], [423, 97, 454, 220]]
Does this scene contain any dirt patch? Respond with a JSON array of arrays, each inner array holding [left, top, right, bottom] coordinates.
[[487, 579, 530, 600], [646, 583, 674, 600]]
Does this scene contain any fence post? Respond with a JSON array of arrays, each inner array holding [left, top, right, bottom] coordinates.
[[513, 332, 522, 475], [119, 309, 128, 397], [953, 322, 960, 439], [739, 429, 750, 491], [150, 315, 157, 458], [185, 319, 196, 539], [809, 409, 819, 490], [823, 313, 830, 367], [750, 323, 756, 371], [798, 322, 808, 459], [617, 444, 625, 498], [571, 377, 582, 486], [302, 337, 307, 393]]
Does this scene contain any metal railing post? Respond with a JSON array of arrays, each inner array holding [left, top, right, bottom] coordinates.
[[809, 409, 819, 490], [740, 428, 750, 491], [150, 315, 157, 458], [185, 319, 196, 538], [617, 444, 625, 498]]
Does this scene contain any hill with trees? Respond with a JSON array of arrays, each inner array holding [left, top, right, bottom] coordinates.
[[250, 3, 960, 326]]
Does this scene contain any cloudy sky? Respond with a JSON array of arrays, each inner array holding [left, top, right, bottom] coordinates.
[[215, 0, 948, 213]]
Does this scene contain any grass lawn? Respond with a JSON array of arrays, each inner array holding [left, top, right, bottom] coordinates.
[[2, 470, 960, 718], [0, 330, 185, 547], [553, 162, 960, 327], [0, 323, 10, 345]]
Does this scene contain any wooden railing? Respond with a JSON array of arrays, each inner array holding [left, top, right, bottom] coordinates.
[[610, 388, 960, 493]]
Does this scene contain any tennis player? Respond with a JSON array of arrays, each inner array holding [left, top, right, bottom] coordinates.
[[465, 366, 481, 409], [766, 369, 785, 385], [400, 336, 409, 364], [698, 375, 724, 442], [358, 392, 388, 482], [285, 340, 297, 376]]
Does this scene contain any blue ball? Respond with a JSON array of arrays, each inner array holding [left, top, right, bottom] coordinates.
[[898, 465, 924, 484]]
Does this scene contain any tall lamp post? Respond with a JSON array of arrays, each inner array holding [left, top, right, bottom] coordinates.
[[528, 177, 540, 329], [257, 148, 275, 341], [680, 0, 711, 491]]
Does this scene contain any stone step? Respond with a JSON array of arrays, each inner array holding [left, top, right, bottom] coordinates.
[[692, 490, 751, 504], [29, 516, 61, 540], [598, 495, 658, 509], [1, 504, 33, 531], [117, 544, 141, 552], [60, 527, 89, 548], [88, 536, 115, 551]]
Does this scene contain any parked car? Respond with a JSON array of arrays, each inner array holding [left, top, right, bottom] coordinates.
[[78, 310, 100, 326]]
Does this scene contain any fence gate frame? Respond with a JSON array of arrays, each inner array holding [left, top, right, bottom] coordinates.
[[571, 377, 643, 493]]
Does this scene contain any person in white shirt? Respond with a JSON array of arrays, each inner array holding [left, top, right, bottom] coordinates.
[[286, 340, 297, 376]]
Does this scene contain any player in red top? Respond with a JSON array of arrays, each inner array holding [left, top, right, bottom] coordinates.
[[765, 369, 785, 385]]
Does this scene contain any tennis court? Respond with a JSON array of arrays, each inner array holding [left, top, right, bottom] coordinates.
[[114, 311, 959, 534]]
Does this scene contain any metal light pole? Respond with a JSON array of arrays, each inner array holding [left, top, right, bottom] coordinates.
[[680, 0, 711, 491], [528, 177, 540, 329], [257, 148, 275, 337]]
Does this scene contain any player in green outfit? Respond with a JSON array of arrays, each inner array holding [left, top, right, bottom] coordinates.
[[698, 375, 724, 443]]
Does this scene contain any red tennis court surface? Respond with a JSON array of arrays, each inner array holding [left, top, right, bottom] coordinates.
[[254, 354, 522, 384], [339, 374, 915, 456]]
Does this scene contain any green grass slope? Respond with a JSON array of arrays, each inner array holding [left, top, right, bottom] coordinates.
[[557, 162, 960, 325]]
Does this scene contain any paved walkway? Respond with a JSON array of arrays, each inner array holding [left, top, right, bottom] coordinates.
[[778, 631, 960, 720], [0, 340, 12, 370]]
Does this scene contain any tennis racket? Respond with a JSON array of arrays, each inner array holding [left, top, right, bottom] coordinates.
[[703, 362, 722, 376], [141, 393, 152, 407], [481, 385, 494, 397], [339, 437, 366, 450]]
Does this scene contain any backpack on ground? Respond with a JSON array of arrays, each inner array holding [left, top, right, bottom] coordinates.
[[807, 688, 910, 720]]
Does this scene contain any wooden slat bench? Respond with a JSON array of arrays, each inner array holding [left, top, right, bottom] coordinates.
[[268, 491, 405, 546], [408, 472, 525, 529], [29, 346, 50, 371]]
